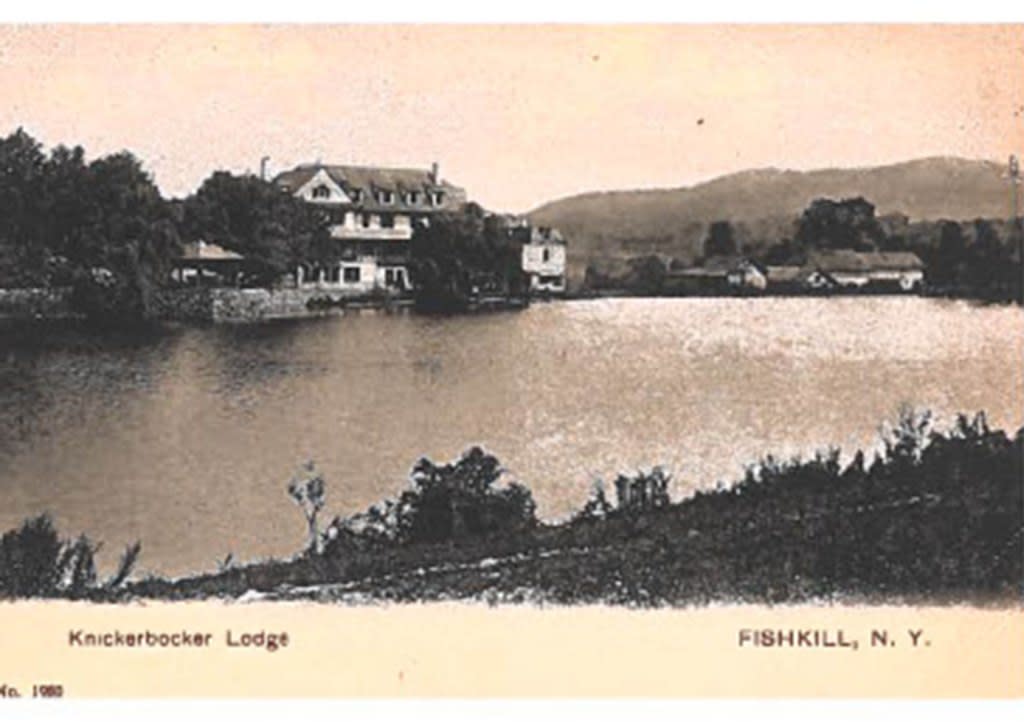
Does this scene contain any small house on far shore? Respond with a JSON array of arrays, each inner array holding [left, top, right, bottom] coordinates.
[[806, 250, 925, 291], [664, 256, 767, 294], [172, 240, 245, 286], [764, 264, 811, 292]]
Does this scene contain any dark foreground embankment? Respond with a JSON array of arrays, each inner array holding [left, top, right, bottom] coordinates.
[[3, 410, 1022, 606]]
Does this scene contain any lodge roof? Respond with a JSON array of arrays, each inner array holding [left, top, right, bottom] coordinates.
[[273, 163, 466, 213]]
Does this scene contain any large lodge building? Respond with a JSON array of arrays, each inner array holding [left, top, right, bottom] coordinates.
[[273, 162, 468, 294]]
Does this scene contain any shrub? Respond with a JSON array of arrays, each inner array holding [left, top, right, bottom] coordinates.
[[287, 461, 327, 555], [0, 515, 141, 599], [613, 466, 672, 512], [393, 447, 537, 545], [0, 515, 64, 597]]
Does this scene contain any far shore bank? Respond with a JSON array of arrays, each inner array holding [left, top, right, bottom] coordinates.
[[2, 282, 1021, 328]]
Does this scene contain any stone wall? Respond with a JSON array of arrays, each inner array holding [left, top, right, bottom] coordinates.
[[0, 286, 409, 324], [155, 287, 407, 323], [0, 287, 76, 320]]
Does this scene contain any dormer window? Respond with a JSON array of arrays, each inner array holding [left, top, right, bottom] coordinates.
[[431, 191, 444, 206], [376, 190, 394, 205], [406, 191, 420, 205], [311, 184, 331, 200], [350, 189, 363, 203]]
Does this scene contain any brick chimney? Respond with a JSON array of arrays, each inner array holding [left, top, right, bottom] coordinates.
[[430, 162, 439, 184]]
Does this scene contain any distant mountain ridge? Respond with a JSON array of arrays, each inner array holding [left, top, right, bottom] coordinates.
[[527, 157, 1013, 283]]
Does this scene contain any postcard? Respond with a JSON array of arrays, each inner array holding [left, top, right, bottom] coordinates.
[[0, 23, 1021, 700]]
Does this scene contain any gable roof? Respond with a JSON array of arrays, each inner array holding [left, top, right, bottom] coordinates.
[[809, 250, 924, 273], [524, 226, 566, 244], [765, 265, 809, 283], [274, 163, 466, 213], [670, 255, 764, 277], [179, 240, 244, 262], [871, 251, 926, 271], [293, 168, 352, 204]]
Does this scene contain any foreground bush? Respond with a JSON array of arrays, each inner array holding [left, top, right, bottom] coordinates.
[[323, 447, 537, 556], [0, 515, 140, 600]]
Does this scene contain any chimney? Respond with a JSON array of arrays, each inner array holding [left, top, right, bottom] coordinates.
[[430, 162, 439, 184]]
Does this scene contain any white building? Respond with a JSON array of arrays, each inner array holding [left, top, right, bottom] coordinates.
[[519, 226, 567, 295], [274, 162, 467, 295], [808, 250, 925, 291]]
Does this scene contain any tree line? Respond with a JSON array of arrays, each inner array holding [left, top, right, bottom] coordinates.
[[0, 128, 530, 320], [0, 129, 337, 322], [586, 196, 1024, 302]]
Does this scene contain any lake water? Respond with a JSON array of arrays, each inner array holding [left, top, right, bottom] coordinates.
[[1, 297, 1021, 577]]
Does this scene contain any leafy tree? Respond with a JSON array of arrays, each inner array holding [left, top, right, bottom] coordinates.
[[928, 220, 968, 287], [0, 129, 182, 321], [0, 515, 64, 597], [66, 152, 182, 322], [181, 171, 330, 287], [626, 254, 669, 295], [0, 128, 49, 285], [0, 514, 140, 599], [794, 197, 884, 251], [409, 203, 525, 312], [394, 447, 536, 544], [966, 219, 1006, 291], [760, 237, 803, 266], [703, 220, 738, 258]]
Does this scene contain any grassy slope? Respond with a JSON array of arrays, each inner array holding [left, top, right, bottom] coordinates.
[[125, 418, 1024, 607]]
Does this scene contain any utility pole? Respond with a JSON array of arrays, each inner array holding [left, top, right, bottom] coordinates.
[[1011, 155, 1022, 299], [1011, 154, 1021, 245], [1011, 155, 1020, 216]]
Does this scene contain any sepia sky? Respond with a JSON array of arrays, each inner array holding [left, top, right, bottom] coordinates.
[[0, 24, 1021, 212]]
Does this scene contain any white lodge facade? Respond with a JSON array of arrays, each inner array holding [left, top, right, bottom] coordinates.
[[517, 225, 567, 294], [274, 162, 467, 295]]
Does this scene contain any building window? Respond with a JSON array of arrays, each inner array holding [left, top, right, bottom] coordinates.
[[376, 190, 394, 205], [311, 184, 331, 200], [361, 213, 372, 228], [406, 191, 419, 205], [384, 268, 407, 287], [542, 248, 551, 263], [343, 266, 361, 284], [350, 189, 363, 203], [431, 191, 444, 206], [326, 266, 341, 284], [381, 214, 395, 229]]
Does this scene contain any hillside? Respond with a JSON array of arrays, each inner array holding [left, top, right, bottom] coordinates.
[[527, 157, 1012, 285]]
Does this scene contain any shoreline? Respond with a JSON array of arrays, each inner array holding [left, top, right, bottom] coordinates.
[[1, 286, 1020, 328]]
